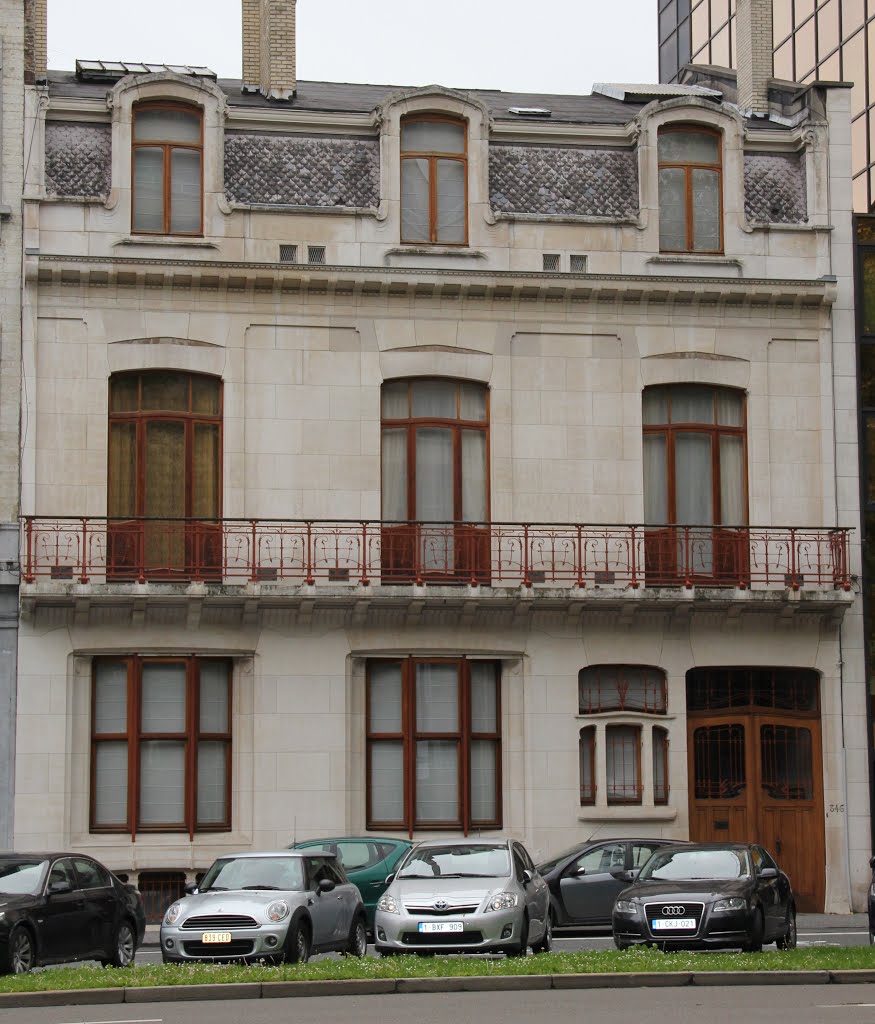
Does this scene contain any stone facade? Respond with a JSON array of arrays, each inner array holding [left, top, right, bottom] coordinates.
[[45, 123, 112, 198]]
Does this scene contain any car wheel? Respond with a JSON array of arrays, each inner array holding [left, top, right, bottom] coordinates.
[[530, 913, 553, 954], [506, 915, 529, 957], [345, 916, 368, 957], [5, 927, 35, 974], [776, 907, 797, 951], [285, 919, 311, 964], [614, 937, 630, 951], [107, 920, 136, 968], [742, 908, 764, 953]]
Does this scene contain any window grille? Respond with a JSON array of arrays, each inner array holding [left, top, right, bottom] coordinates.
[[570, 254, 587, 273], [279, 244, 298, 263], [578, 665, 667, 714], [308, 245, 326, 265], [542, 253, 561, 272]]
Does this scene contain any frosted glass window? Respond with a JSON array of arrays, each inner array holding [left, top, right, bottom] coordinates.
[[381, 429, 408, 521], [416, 740, 459, 822], [370, 741, 404, 822], [132, 148, 165, 232], [135, 108, 201, 143], [94, 742, 128, 826], [716, 390, 743, 426], [460, 382, 487, 421], [461, 431, 487, 523], [643, 435, 667, 525], [141, 663, 186, 732], [170, 149, 201, 233], [658, 167, 687, 251], [470, 740, 497, 822], [416, 428, 453, 521], [470, 662, 498, 732], [671, 385, 715, 424], [720, 435, 745, 524], [381, 381, 408, 418], [675, 433, 713, 524], [369, 663, 403, 732], [643, 389, 669, 426], [692, 168, 720, 251], [411, 379, 456, 418], [139, 740, 185, 824], [402, 120, 465, 154], [199, 662, 229, 733], [416, 663, 459, 731], [401, 158, 430, 241], [658, 130, 719, 163], [197, 741, 227, 824], [94, 662, 128, 733], [436, 160, 466, 243]]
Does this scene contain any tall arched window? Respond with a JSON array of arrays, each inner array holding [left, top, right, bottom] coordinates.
[[132, 102, 203, 235], [657, 126, 723, 253], [400, 116, 468, 244], [108, 371, 222, 578]]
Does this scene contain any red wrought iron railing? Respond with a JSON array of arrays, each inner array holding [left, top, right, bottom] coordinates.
[[20, 517, 852, 591]]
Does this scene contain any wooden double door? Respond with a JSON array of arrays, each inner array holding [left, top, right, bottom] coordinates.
[[687, 670, 825, 912]]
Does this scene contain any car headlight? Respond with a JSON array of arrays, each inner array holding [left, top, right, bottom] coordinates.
[[615, 900, 636, 914], [377, 894, 399, 914], [267, 900, 290, 923], [164, 902, 183, 926], [486, 892, 518, 912], [712, 897, 747, 912]]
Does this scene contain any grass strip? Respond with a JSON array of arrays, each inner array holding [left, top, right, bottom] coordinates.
[[1, 946, 874, 993]]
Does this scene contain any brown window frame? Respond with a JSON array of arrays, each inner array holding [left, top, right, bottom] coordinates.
[[657, 125, 723, 254], [400, 115, 469, 246], [365, 657, 501, 834], [653, 726, 670, 805], [90, 655, 233, 838], [578, 665, 667, 714], [605, 724, 642, 805], [579, 726, 596, 805], [132, 101, 204, 237]]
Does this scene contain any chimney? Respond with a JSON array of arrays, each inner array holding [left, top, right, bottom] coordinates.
[[241, 0, 297, 101], [24, 0, 47, 85], [736, 0, 773, 116]]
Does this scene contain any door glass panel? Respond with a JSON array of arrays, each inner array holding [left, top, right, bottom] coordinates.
[[144, 421, 185, 567], [141, 662, 187, 732], [693, 723, 746, 798], [193, 424, 220, 519], [132, 148, 164, 232], [416, 428, 454, 568], [643, 434, 667, 524], [719, 435, 745, 523], [675, 433, 713, 523], [658, 166, 687, 250], [415, 662, 459, 731], [415, 739, 459, 822], [381, 429, 408, 521], [692, 168, 721, 250], [370, 740, 404, 822], [139, 740, 185, 825], [461, 430, 487, 522], [94, 662, 128, 733], [369, 663, 403, 733], [761, 725, 814, 799], [574, 842, 625, 873]]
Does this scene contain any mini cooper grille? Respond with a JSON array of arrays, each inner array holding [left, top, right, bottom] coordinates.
[[183, 939, 255, 956], [643, 902, 704, 935], [181, 915, 259, 930], [404, 903, 480, 916], [401, 931, 484, 945]]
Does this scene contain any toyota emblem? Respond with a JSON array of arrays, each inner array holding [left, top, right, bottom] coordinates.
[[661, 905, 686, 916], [433, 899, 449, 911]]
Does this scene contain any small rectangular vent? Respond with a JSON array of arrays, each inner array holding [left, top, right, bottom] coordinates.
[[256, 567, 279, 582], [308, 245, 326, 265], [594, 570, 616, 585], [279, 244, 298, 263], [328, 567, 350, 582], [570, 254, 588, 273], [50, 564, 74, 580], [542, 253, 561, 272], [528, 570, 547, 584]]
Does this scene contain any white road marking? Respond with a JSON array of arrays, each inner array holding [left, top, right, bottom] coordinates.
[[799, 931, 867, 937], [56, 1019, 163, 1024], [816, 1006, 875, 1010]]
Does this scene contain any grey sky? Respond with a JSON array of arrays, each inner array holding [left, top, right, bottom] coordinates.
[[47, 0, 658, 96]]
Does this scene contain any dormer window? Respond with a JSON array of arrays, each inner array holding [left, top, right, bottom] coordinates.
[[400, 116, 467, 245], [132, 102, 203, 235], [657, 126, 722, 253]]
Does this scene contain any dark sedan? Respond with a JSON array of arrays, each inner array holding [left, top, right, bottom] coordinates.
[[0, 853, 146, 974], [869, 855, 875, 945], [537, 838, 678, 929], [612, 843, 796, 952]]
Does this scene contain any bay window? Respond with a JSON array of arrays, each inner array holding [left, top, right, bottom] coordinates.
[[132, 102, 203, 236], [658, 126, 722, 253], [366, 658, 501, 832], [401, 116, 468, 244]]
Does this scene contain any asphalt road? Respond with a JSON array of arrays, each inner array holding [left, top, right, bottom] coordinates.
[[8, 985, 875, 1024]]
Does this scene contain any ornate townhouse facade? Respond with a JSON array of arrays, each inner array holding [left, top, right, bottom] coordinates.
[[12, 0, 868, 914]]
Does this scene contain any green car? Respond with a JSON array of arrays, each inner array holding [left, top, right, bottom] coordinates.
[[289, 836, 412, 932]]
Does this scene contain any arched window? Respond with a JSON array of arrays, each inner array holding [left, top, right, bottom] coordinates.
[[579, 665, 667, 714], [400, 116, 468, 244], [657, 126, 722, 253], [132, 102, 203, 235]]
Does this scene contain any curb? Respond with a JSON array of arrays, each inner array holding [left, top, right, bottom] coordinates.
[[1, 970, 874, 1008]]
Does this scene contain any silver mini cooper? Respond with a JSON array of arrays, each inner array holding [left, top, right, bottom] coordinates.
[[374, 838, 552, 956], [160, 851, 367, 964]]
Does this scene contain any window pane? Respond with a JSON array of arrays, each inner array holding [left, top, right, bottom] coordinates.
[[470, 740, 497, 822], [197, 740, 227, 824], [110, 375, 139, 413], [370, 740, 404, 821], [170, 148, 201, 233], [579, 728, 595, 803], [132, 148, 165, 232], [381, 381, 408, 418], [141, 662, 187, 733], [460, 382, 487, 421], [401, 158, 430, 241], [579, 666, 667, 713], [642, 389, 669, 425], [139, 740, 185, 825], [760, 725, 813, 800], [108, 423, 136, 518], [191, 375, 220, 415], [415, 739, 459, 822], [675, 433, 713, 523], [653, 728, 669, 804], [381, 429, 408, 521], [691, 168, 721, 250], [643, 434, 668, 524], [719, 435, 746, 523], [470, 662, 498, 732], [416, 662, 459, 731], [369, 663, 403, 733], [817, 1, 839, 58], [415, 427, 453, 521], [411, 379, 456, 418], [658, 130, 719, 163], [199, 662, 229, 733], [94, 741, 128, 826], [144, 421, 186, 518], [606, 726, 640, 803], [671, 384, 715, 423], [862, 253, 875, 334], [658, 167, 687, 250], [435, 159, 466, 243], [862, 345, 875, 407], [135, 108, 201, 143], [141, 372, 188, 411], [401, 120, 465, 154], [94, 662, 128, 733], [461, 430, 487, 522], [192, 424, 220, 519], [716, 390, 743, 426]]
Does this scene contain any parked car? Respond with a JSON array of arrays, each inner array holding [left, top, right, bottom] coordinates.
[[0, 852, 146, 974], [160, 851, 367, 964], [537, 838, 679, 929], [868, 854, 875, 945], [611, 842, 796, 952], [289, 836, 412, 933], [374, 837, 551, 957]]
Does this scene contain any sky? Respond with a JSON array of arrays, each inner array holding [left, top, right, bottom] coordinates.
[[47, 0, 659, 96]]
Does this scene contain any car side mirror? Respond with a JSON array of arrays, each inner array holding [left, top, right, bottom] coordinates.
[[621, 868, 640, 883], [48, 880, 73, 896], [522, 869, 534, 886], [384, 873, 395, 886], [184, 883, 199, 895], [317, 878, 336, 894], [870, 855, 875, 870], [758, 867, 778, 879], [574, 867, 587, 877]]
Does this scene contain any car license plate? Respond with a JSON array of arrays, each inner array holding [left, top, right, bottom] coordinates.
[[651, 918, 696, 931], [201, 931, 232, 943], [418, 921, 463, 933]]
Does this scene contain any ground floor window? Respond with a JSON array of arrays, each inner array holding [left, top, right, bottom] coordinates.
[[366, 657, 501, 832], [90, 656, 232, 836], [579, 723, 669, 807]]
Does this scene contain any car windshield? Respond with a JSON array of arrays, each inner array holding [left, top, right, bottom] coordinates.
[[639, 848, 749, 882], [199, 856, 305, 892], [398, 845, 510, 879], [0, 858, 49, 895]]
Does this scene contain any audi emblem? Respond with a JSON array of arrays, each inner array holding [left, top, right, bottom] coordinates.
[[661, 905, 687, 916], [433, 899, 449, 911]]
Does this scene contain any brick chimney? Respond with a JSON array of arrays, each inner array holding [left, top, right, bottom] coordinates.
[[736, 0, 773, 116], [242, 0, 297, 101], [24, 0, 47, 84]]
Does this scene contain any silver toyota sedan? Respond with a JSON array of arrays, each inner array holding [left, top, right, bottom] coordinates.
[[374, 838, 552, 956], [160, 851, 367, 964]]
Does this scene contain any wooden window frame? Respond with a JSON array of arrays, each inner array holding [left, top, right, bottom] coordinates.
[[653, 726, 670, 805], [132, 101, 204, 237], [90, 655, 232, 838], [658, 125, 723, 254], [579, 726, 596, 805], [605, 724, 643, 805], [400, 115, 469, 246], [365, 657, 501, 834], [578, 665, 668, 714]]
